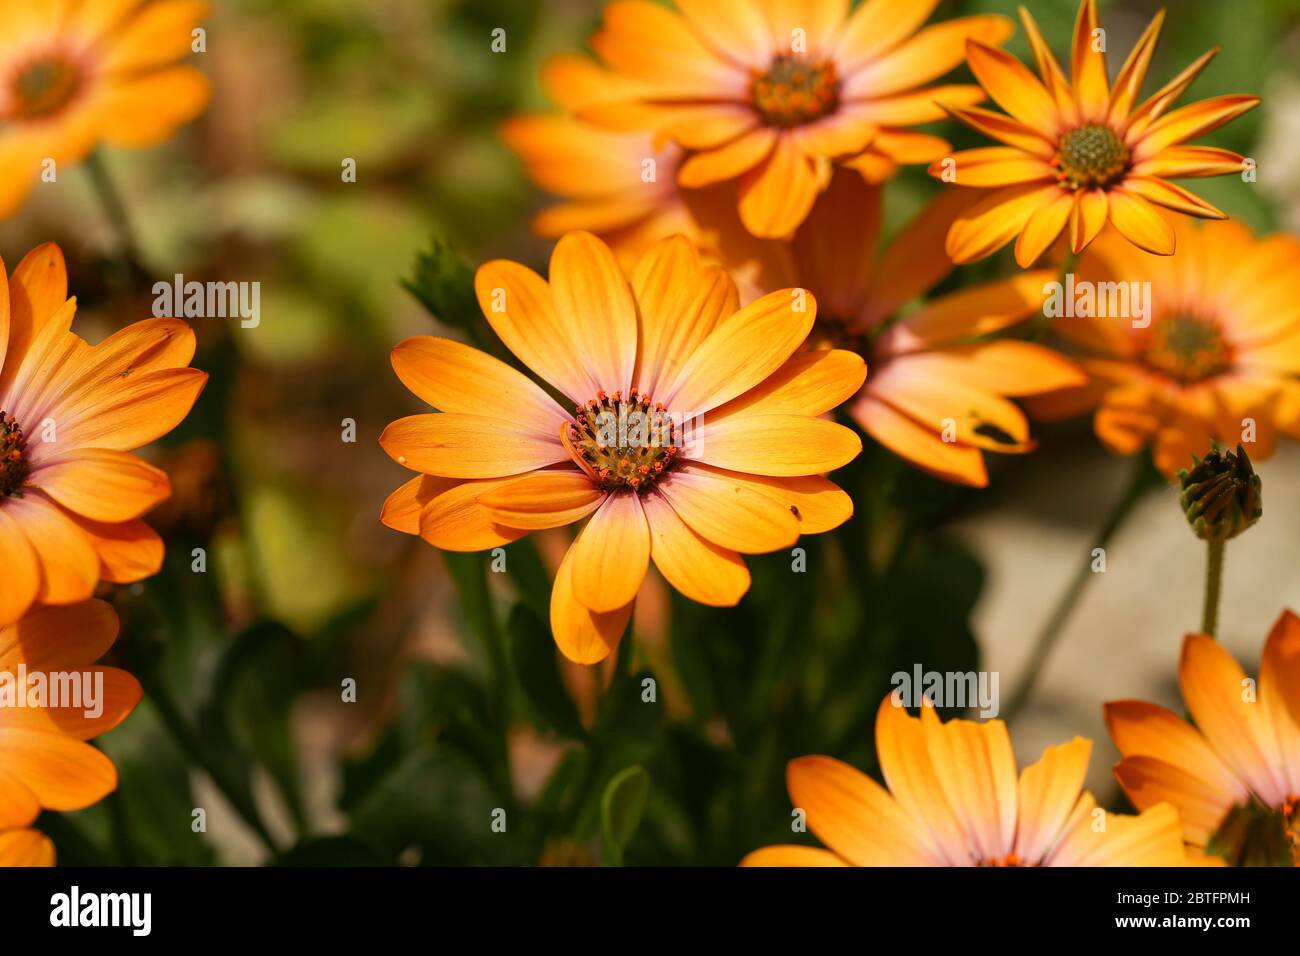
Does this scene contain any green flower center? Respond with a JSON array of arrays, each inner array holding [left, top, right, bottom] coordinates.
[[750, 55, 839, 128], [1054, 124, 1130, 190], [564, 390, 683, 494], [10, 56, 82, 120], [0, 412, 30, 498], [1143, 314, 1233, 384]]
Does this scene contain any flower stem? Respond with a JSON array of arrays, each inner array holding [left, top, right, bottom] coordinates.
[[1006, 454, 1162, 720], [84, 151, 150, 280], [1202, 538, 1225, 636]]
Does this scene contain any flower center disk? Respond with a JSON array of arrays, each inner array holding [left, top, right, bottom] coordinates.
[[750, 55, 839, 128], [565, 390, 682, 494], [9, 55, 82, 120], [1143, 314, 1233, 384], [1054, 124, 1130, 190], [0, 412, 30, 498]]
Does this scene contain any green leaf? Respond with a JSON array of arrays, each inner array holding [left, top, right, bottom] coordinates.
[[403, 240, 479, 334], [507, 604, 585, 739], [601, 765, 650, 866]]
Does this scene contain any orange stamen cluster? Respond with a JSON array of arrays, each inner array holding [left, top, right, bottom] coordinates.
[[1053, 123, 1130, 190], [981, 851, 1026, 867], [1142, 313, 1233, 384], [564, 389, 682, 494], [0, 411, 30, 497], [750, 54, 839, 128], [8, 55, 82, 121]]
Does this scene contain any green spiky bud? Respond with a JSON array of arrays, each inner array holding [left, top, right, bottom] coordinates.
[[1178, 444, 1262, 542]]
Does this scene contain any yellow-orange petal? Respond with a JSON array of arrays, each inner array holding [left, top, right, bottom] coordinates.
[[68, 516, 164, 584], [1107, 10, 1165, 125], [550, 532, 632, 664], [33, 449, 170, 522], [965, 40, 1061, 134], [5, 495, 99, 605], [642, 493, 749, 607], [657, 466, 799, 553], [738, 135, 822, 239], [379, 413, 566, 479], [1071, 0, 1109, 122], [936, 147, 1055, 188], [0, 510, 39, 625], [697, 414, 862, 477], [1132, 95, 1261, 161], [1070, 188, 1110, 253], [565, 493, 650, 614], [1015, 189, 1075, 267], [941, 105, 1055, 158], [677, 127, 777, 189], [0, 828, 53, 866], [786, 755, 939, 866], [549, 232, 638, 396], [711, 349, 867, 422], [0, 729, 117, 811], [414, 476, 530, 552], [663, 288, 814, 414], [945, 183, 1063, 263], [1014, 737, 1091, 864], [874, 698, 966, 865], [832, 0, 943, 75], [1112, 756, 1235, 847], [475, 259, 597, 404], [1105, 188, 1176, 255], [851, 394, 988, 487], [1122, 177, 1226, 220], [739, 845, 848, 867], [478, 471, 604, 530], [391, 336, 569, 434]]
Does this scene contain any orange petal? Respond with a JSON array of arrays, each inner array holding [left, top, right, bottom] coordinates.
[[91, 66, 211, 148], [1112, 756, 1236, 846], [390, 336, 568, 434], [1107, 10, 1165, 125], [591, 0, 746, 98], [478, 471, 604, 531], [1133, 95, 1261, 161], [696, 413, 862, 477], [33, 449, 170, 522], [941, 105, 1055, 158], [663, 288, 814, 414], [738, 135, 822, 239], [851, 394, 988, 487], [549, 232, 638, 396], [642, 493, 749, 606], [1014, 737, 1091, 863], [100, 0, 210, 74], [944, 184, 1063, 263], [1105, 188, 1176, 255], [1015, 189, 1075, 267], [675, 0, 771, 68], [0, 729, 117, 811], [786, 755, 939, 865], [656, 465, 799, 553], [550, 533, 632, 664], [874, 698, 967, 864], [0, 509, 39, 625], [677, 127, 777, 188], [936, 147, 1056, 188], [6, 495, 99, 604], [67, 515, 163, 584], [919, 707, 1019, 862], [1070, 188, 1110, 253], [1122, 177, 1226, 220], [0, 828, 53, 866], [711, 349, 867, 422], [844, 16, 1014, 100], [379, 413, 566, 479], [1070, 0, 1109, 122], [832, 0, 943, 75], [565, 493, 650, 614], [965, 40, 1062, 134], [739, 845, 848, 867], [416, 476, 530, 552]]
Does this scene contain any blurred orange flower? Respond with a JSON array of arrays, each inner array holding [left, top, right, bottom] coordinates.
[[380, 231, 863, 663], [1106, 610, 1300, 866], [568, 0, 1010, 238], [933, 0, 1258, 266], [1027, 219, 1300, 476], [0, 600, 143, 867], [0, 243, 208, 624], [790, 172, 1083, 487], [0, 0, 211, 219], [744, 697, 1190, 866]]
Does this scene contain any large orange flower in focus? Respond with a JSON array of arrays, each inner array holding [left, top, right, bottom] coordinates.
[[380, 232, 864, 664], [0, 0, 211, 218], [0, 243, 207, 624]]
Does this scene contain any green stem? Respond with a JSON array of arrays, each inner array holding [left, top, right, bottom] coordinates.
[[84, 151, 150, 280], [1202, 538, 1225, 636], [1006, 454, 1161, 720]]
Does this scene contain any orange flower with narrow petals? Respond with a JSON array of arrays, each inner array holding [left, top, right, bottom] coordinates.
[[0, 243, 208, 625], [788, 171, 1084, 487], [0, 600, 143, 867], [933, 0, 1259, 266], [744, 697, 1192, 866], [380, 231, 864, 664], [1106, 611, 1300, 867], [1027, 218, 1300, 476], [574, 0, 1011, 238], [0, 0, 211, 219]]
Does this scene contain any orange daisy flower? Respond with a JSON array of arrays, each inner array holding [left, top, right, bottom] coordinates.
[[1106, 611, 1300, 866], [0, 243, 207, 625], [789, 171, 1084, 487], [933, 0, 1259, 266], [577, 0, 1011, 238], [0, 599, 143, 867], [380, 231, 864, 664], [1026, 218, 1300, 477], [0, 0, 210, 219], [743, 697, 1190, 866]]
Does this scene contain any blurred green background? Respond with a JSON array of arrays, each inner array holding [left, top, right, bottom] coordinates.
[[3, 0, 1299, 866]]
